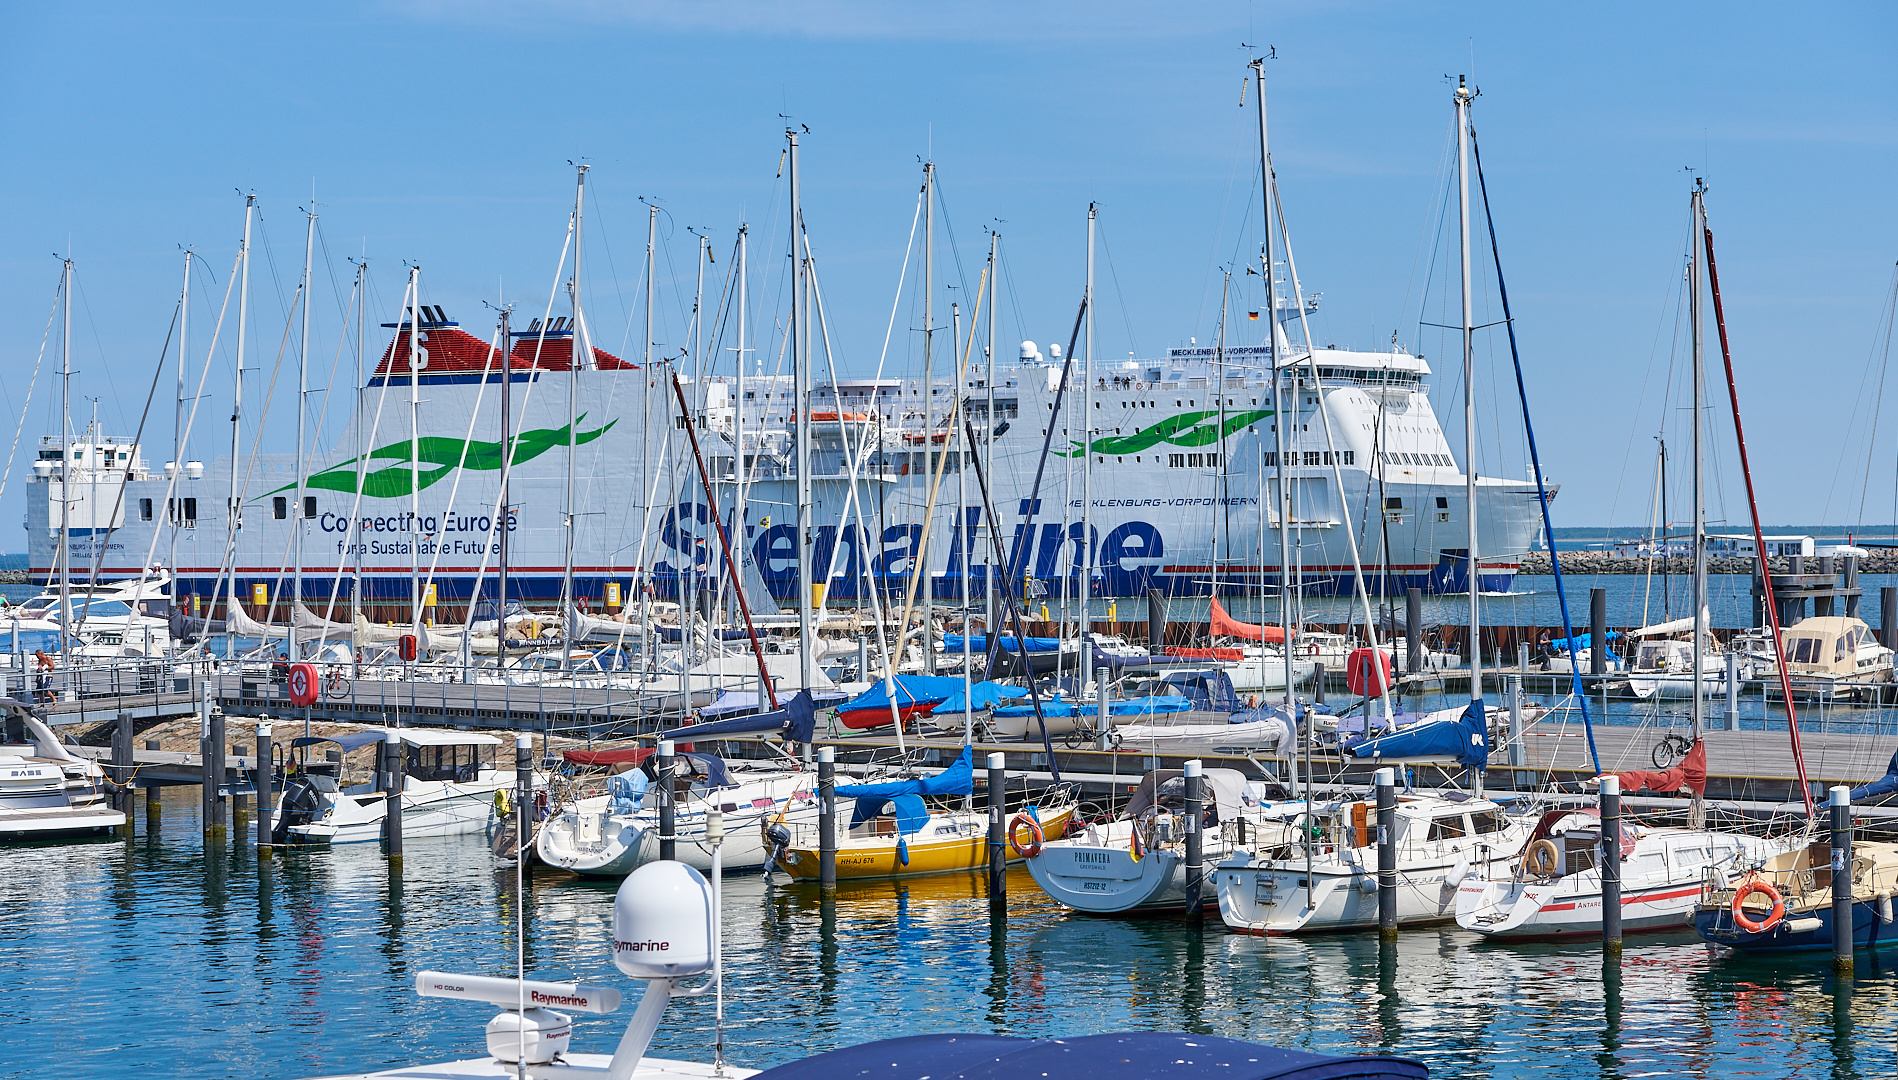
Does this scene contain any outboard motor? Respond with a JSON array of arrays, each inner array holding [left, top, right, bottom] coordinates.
[[272, 773, 334, 844]]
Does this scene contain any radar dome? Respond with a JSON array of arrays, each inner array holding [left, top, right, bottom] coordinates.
[[612, 861, 715, 979]]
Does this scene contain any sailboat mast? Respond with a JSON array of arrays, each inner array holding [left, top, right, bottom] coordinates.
[[1252, 58, 1296, 746], [920, 160, 935, 675], [498, 305, 512, 619], [642, 203, 657, 675], [790, 128, 815, 693], [733, 224, 749, 621], [1456, 76, 1482, 707], [293, 204, 315, 658], [58, 258, 72, 667], [406, 268, 422, 640], [1083, 205, 1096, 648], [985, 233, 998, 627], [226, 196, 254, 660], [1213, 272, 1230, 619], [172, 250, 189, 602], [564, 164, 588, 670], [1689, 183, 1707, 749]]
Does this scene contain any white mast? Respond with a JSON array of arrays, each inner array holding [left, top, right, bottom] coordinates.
[[920, 159, 935, 675], [1083, 204, 1096, 651], [226, 196, 255, 660], [790, 128, 815, 694], [1689, 179, 1708, 825], [406, 268, 422, 644], [293, 202, 315, 659], [172, 250, 189, 607], [1456, 76, 1482, 716], [733, 225, 749, 626], [564, 164, 588, 669], [642, 203, 657, 676], [58, 257, 72, 667], [1251, 58, 1297, 784]]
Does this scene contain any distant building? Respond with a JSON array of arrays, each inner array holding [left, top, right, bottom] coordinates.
[[1610, 534, 1815, 560]]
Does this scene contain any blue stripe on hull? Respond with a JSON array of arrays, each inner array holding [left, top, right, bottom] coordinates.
[[1695, 902, 1897, 953]]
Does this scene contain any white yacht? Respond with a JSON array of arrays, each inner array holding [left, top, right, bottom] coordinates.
[[537, 758, 816, 875], [1026, 767, 1301, 914], [1454, 807, 1788, 940], [1624, 616, 1736, 699], [278, 728, 529, 844], [0, 698, 125, 837], [1215, 790, 1531, 934]]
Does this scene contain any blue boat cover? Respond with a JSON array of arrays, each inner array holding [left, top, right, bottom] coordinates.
[[1547, 631, 1620, 651], [1850, 749, 1898, 802], [836, 745, 974, 833], [993, 695, 1190, 719], [291, 731, 388, 752], [838, 675, 964, 715], [1347, 699, 1490, 770], [942, 634, 1063, 653], [676, 690, 817, 743], [608, 770, 646, 813], [931, 681, 1029, 714], [748, 1032, 1427, 1080]]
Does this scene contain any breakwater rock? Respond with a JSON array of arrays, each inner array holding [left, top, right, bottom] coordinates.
[[1520, 551, 1898, 575]]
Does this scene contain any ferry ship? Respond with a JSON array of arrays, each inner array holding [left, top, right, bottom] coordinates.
[[24, 305, 1549, 615]]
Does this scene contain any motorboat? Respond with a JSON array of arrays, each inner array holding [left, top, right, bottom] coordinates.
[[0, 697, 124, 837], [276, 728, 530, 844], [1623, 614, 1736, 699], [7, 571, 174, 657], [1733, 616, 1894, 698], [767, 746, 1078, 882], [1694, 832, 1898, 953], [1026, 767, 1301, 914], [1216, 790, 1531, 933], [1454, 806, 1785, 940], [537, 756, 815, 875]]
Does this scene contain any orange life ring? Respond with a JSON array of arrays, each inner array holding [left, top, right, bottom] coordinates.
[[1007, 813, 1045, 858], [1523, 838, 1561, 877], [1732, 880, 1785, 934]]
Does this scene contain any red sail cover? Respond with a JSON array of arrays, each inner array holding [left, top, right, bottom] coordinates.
[[1611, 740, 1708, 797], [1209, 596, 1287, 644]]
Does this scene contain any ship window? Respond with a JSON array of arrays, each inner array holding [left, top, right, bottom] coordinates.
[[1187, 453, 1203, 467], [304, 496, 317, 519], [1437, 497, 1449, 509], [183, 498, 197, 521], [1168, 453, 1185, 468], [273, 497, 288, 520], [1264, 452, 1277, 467], [1303, 451, 1321, 466], [1342, 451, 1354, 465], [1385, 497, 1403, 510], [139, 498, 153, 522]]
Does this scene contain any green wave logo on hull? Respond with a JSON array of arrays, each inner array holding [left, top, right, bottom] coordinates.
[[1058, 408, 1273, 457], [266, 415, 617, 500]]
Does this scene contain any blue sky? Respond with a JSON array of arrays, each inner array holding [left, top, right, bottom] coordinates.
[[2, 1, 1894, 545]]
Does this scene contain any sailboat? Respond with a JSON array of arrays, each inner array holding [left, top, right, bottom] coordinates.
[[1623, 611, 1738, 699], [765, 745, 1077, 881], [1459, 179, 1811, 940]]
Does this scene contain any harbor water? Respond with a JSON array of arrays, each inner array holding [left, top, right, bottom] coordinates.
[[5, 788, 1896, 1079]]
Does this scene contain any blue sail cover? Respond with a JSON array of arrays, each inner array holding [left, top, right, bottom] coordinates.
[[750, 1032, 1427, 1080], [942, 634, 1063, 653], [1547, 631, 1620, 651], [993, 695, 1190, 719], [1850, 749, 1898, 802], [838, 675, 964, 715], [931, 681, 1028, 714], [674, 690, 817, 743], [1348, 699, 1490, 770], [836, 745, 974, 832]]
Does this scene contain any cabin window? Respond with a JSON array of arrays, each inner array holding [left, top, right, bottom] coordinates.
[[1469, 811, 1503, 835], [1428, 816, 1466, 841], [139, 498, 153, 522], [273, 497, 288, 520], [1791, 638, 1817, 664], [1837, 636, 1851, 662]]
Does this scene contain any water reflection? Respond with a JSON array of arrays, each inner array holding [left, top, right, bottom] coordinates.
[[3, 790, 1896, 1080]]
